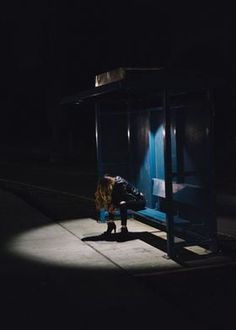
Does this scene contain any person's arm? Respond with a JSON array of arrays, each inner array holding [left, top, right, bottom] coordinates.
[[108, 204, 116, 220]]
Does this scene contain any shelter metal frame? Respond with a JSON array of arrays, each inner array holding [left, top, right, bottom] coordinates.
[[61, 68, 222, 259]]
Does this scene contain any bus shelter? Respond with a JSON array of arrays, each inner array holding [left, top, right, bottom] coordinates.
[[62, 67, 222, 259]]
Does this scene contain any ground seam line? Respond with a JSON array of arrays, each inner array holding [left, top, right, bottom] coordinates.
[[56, 221, 128, 273], [134, 260, 236, 277]]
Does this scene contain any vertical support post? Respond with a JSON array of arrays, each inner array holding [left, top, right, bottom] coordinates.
[[95, 102, 103, 177], [149, 109, 156, 209], [163, 89, 175, 259], [175, 109, 185, 183], [206, 88, 217, 253], [127, 101, 132, 181]]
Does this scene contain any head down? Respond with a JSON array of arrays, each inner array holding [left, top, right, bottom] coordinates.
[[95, 175, 115, 210]]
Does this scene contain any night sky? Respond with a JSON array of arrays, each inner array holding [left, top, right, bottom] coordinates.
[[0, 1, 235, 172]]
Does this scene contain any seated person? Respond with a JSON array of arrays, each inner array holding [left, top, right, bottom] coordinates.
[[95, 174, 146, 236]]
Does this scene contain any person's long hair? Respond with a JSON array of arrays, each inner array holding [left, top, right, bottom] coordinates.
[[95, 175, 115, 210]]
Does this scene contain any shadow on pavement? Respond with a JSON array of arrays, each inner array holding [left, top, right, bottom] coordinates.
[[82, 231, 223, 265], [0, 172, 236, 329]]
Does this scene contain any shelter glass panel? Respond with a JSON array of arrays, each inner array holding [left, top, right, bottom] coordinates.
[[169, 93, 215, 248]]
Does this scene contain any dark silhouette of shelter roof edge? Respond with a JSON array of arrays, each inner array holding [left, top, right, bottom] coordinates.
[[60, 67, 224, 105]]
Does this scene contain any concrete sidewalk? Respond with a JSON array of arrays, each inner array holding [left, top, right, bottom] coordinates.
[[1, 188, 205, 330], [1, 187, 236, 278], [1, 188, 236, 329]]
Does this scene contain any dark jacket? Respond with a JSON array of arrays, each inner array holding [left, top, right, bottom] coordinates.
[[111, 176, 144, 207]]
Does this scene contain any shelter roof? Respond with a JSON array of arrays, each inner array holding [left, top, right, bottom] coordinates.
[[61, 67, 224, 105]]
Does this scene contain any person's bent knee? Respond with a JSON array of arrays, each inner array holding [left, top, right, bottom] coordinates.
[[119, 201, 127, 210]]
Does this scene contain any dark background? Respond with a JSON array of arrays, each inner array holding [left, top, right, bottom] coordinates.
[[0, 1, 235, 189]]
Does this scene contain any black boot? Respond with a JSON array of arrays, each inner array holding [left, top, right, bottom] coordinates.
[[120, 226, 129, 235], [103, 221, 116, 236], [117, 226, 129, 241]]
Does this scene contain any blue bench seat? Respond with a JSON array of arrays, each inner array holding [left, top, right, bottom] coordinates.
[[99, 207, 189, 225], [134, 207, 189, 225]]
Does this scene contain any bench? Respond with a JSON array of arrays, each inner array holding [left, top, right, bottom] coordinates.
[[133, 207, 189, 226]]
